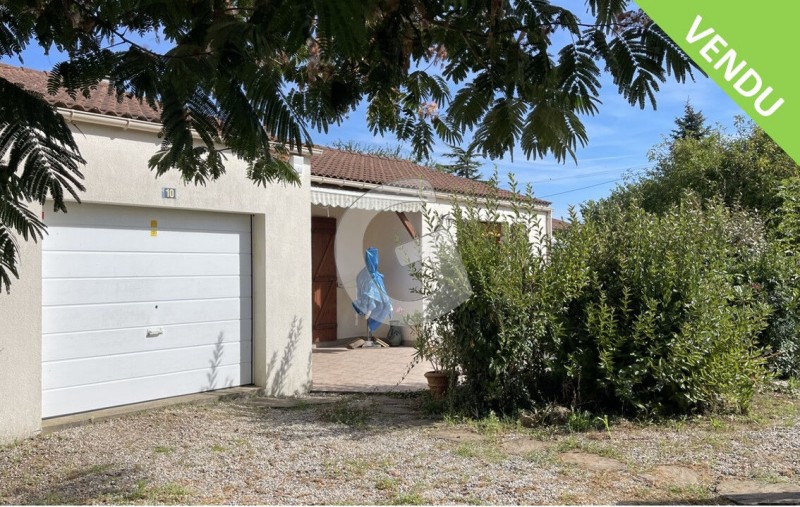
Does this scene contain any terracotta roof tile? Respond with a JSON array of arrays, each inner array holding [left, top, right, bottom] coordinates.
[[0, 63, 550, 206], [313, 149, 550, 205], [552, 218, 570, 231], [0, 63, 161, 122]]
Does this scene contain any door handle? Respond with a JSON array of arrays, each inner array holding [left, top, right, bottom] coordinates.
[[146, 327, 164, 338]]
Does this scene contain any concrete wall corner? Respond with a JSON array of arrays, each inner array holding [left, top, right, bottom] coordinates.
[[0, 205, 44, 444]]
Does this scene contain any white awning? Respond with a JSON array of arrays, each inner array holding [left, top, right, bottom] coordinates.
[[310, 186, 423, 212]]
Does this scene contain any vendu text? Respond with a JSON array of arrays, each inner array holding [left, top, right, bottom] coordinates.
[[687, 15, 784, 117]]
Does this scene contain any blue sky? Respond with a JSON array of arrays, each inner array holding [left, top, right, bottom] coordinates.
[[307, 0, 744, 218], [2, 1, 743, 219], [313, 70, 740, 219]]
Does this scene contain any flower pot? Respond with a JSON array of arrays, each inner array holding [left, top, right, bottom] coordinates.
[[424, 371, 450, 400]]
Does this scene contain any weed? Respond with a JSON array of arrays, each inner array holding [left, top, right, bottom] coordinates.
[[472, 410, 515, 436], [556, 436, 622, 460], [375, 477, 399, 491], [210, 444, 227, 453], [664, 483, 714, 502], [389, 491, 426, 505], [751, 470, 788, 484], [343, 458, 370, 477], [0, 438, 22, 452], [556, 435, 579, 451], [319, 401, 372, 428], [567, 410, 596, 432], [453, 442, 504, 462], [454, 443, 480, 458], [708, 415, 732, 432], [596, 414, 611, 434], [374, 458, 394, 470], [150, 482, 191, 502], [64, 463, 112, 480], [41, 492, 65, 505], [126, 479, 150, 501], [283, 399, 312, 411], [746, 392, 799, 426], [322, 459, 337, 477], [523, 449, 558, 467], [670, 416, 689, 432], [154, 445, 174, 455], [125, 479, 190, 504], [559, 492, 582, 503], [324, 458, 371, 479], [526, 426, 558, 441]]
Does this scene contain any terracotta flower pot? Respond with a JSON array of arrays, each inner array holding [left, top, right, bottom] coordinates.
[[424, 371, 450, 400]]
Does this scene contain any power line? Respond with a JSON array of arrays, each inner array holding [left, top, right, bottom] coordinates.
[[535, 164, 655, 198], [529, 164, 653, 185], [539, 177, 625, 198]]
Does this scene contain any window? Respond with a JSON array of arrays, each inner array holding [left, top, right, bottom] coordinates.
[[480, 221, 503, 244]]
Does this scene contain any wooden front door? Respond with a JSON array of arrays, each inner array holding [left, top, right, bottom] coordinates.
[[311, 217, 337, 342]]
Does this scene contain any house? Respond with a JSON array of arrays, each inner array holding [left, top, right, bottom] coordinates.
[[552, 218, 570, 232], [309, 149, 551, 343], [0, 64, 551, 444]]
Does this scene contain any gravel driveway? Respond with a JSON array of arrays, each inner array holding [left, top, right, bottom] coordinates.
[[1, 391, 799, 504]]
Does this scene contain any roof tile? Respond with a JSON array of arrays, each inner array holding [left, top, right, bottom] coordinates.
[[0, 63, 160, 122], [314, 149, 549, 204], [0, 63, 549, 205]]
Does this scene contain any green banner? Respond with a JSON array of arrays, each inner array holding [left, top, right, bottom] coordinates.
[[636, 1, 798, 163]]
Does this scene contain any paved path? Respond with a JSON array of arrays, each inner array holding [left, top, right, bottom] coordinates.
[[311, 345, 432, 393]]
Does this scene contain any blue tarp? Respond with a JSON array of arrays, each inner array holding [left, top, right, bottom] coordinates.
[[352, 247, 392, 332]]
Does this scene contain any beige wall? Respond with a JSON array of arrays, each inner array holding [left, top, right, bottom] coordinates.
[[311, 195, 550, 344], [423, 201, 550, 247], [0, 210, 44, 444], [0, 118, 313, 444], [311, 205, 423, 341]]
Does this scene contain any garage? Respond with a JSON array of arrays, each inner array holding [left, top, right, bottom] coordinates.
[[41, 204, 253, 418]]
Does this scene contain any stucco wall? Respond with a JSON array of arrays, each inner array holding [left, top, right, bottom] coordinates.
[[311, 194, 550, 345], [0, 118, 313, 444], [423, 201, 550, 247], [361, 211, 423, 338], [0, 212, 43, 444], [311, 205, 423, 341]]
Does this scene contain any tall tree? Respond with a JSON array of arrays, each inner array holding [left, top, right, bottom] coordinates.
[[612, 118, 799, 225], [670, 101, 711, 141], [442, 145, 482, 180], [0, 0, 700, 292]]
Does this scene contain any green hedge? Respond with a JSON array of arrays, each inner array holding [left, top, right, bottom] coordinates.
[[415, 190, 772, 416], [550, 198, 769, 415]]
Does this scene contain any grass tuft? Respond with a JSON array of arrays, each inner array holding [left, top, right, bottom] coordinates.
[[318, 400, 372, 428]]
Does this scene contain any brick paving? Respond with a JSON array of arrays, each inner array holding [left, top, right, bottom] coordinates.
[[311, 345, 432, 393]]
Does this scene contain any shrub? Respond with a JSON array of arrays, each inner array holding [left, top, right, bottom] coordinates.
[[549, 198, 770, 415], [413, 182, 770, 417], [410, 177, 554, 415], [757, 178, 800, 377]]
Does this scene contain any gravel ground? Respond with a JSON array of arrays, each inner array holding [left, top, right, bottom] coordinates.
[[1, 391, 798, 505]]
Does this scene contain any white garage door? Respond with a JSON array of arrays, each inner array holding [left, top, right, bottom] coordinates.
[[42, 204, 252, 418]]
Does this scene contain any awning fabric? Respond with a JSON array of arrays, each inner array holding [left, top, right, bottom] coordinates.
[[310, 186, 423, 212]]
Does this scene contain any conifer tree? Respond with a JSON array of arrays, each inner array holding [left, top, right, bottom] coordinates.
[[671, 102, 711, 141], [442, 145, 482, 180]]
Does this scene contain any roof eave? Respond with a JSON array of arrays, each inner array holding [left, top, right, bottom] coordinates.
[[58, 108, 324, 155], [309, 174, 551, 212]]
